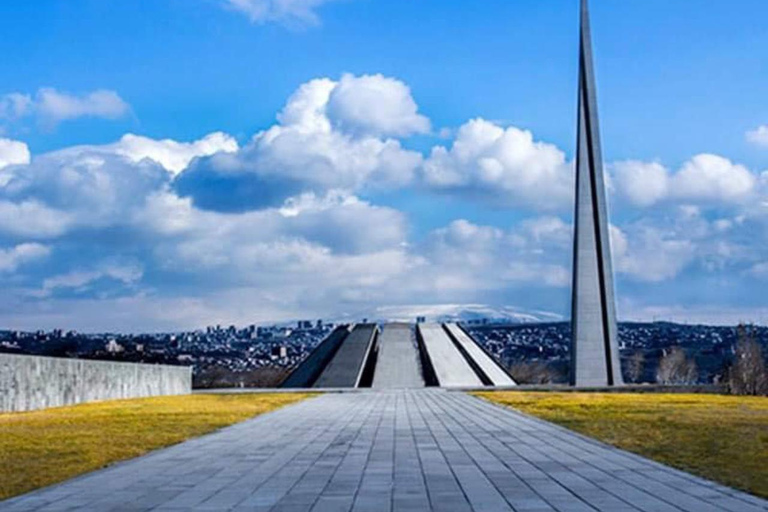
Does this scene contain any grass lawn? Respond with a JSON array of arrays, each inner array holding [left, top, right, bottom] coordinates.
[[474, 392, 768, 499], [0, 393, 312, 500]]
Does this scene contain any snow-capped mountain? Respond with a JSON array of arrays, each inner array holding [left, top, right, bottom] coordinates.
[[334, 304, 564, 325]]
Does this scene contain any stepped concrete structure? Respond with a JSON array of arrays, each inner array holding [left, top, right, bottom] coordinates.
[[570, 0, 624, 387], [313, 324, 378, 388], [372, 323, 425, 389], [282, 322, 513, 389], [281, 325, 351, 389], [444, 323, 517, 387], [416, 324, 483, 388]]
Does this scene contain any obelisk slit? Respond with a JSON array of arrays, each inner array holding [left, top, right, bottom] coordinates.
[[571, 0, 623, 387]]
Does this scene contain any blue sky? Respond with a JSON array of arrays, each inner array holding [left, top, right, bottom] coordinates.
[[1, 0, 767, 331]]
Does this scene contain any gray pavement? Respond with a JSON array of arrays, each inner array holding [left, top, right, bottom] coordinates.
[[372, 324, 424, 389], [3, 390, 766, 512]]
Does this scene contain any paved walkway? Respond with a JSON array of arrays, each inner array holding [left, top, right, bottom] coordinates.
[[3, 390, 766, 512]]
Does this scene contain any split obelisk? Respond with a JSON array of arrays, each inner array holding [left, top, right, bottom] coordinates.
[[571, 0, 623, 386]]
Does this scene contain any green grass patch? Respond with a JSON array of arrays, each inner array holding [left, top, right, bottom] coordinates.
[[0, 393, 312, 500], [474, 391, 768, 499]]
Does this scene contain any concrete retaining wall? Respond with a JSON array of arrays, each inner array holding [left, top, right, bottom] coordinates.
[[0, 353, 191, 412]]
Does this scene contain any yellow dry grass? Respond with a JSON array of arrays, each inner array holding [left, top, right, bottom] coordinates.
[[0, 393, 312, 500], [474, 391, 768, 499]]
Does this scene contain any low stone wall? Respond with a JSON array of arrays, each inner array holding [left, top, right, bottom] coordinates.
[[0, 354, 191, 412]]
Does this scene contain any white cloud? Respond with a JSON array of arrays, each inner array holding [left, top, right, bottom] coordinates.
[[746, 125, 768, 147], [612, 154, 758, 207], [519, 216, 571, 246], [422, 119, 572, 210], [0, 93, 33, 121], [674, 154, 755, 203], [327, 74, 430, 137], [0, 138, 30, 170], [613, 160, 669, 207], [41, 263, 143, 295], [2, 73, 768, 329], [0, 148, 168, 237], [112, 132, 238, 175], [0, 243, 50, 272], [610, 224, 695, 282], [223, 0, 335, 26], [423, 219, 571, 290], [1, 88, 130, 128], [0, 201, 73, 238], [182, 75, 424, 205]]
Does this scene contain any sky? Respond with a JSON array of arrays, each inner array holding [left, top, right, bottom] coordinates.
[[0, 0, 767, 331]]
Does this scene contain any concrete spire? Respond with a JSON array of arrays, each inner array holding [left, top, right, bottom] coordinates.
[[570, 0, 623, 386]]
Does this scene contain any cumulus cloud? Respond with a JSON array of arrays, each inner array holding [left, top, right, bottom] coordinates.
[[1, 73, 767, 329], [326, 74, 430, 137], [610, 224, 695, 282], [0, 243, 50, 272], [175, 75, 424, 210], [612, 160, 669, 207], [0, 138, 30, 170], [423, 219, 571, 291], [422, 119, 572, 210], [1, 88, 130, 129], [0, 148, 169, 237], [746, 125, 768, 147], [613, 154, 758, 207], [674, 154, 755, 203], [111, 132, 238, 175], [223, 0, 336, 26], [0, 93, 33, 121], [0, 200, 73, 238], [40, 263, 143, 296]]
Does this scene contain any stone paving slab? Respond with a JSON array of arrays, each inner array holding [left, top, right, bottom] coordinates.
[[2, 390, 766, 512]]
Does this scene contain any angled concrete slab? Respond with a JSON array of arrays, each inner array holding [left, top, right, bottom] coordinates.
[[443, 323, 516, 386], [313, 324, 378, 388], [282, 326, 351, 388], [417, 323, 483, 388], [372, 323, 424, 389]]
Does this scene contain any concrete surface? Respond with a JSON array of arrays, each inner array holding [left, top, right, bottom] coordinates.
[[417, 324, 482, 388], [444, 324, 516, 386], [282, 326, 351, 388], [372, 324, 424, 389], [0, 353, 191, 413], [570, 0, 623, 387], [3, 389, 766, 511], [314, 324, 377, 388]]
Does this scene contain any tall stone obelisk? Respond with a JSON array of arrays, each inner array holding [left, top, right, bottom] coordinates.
[[571, 0, 623, 386]]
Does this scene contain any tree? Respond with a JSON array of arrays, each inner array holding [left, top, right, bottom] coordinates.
[[657, 347, 698, 385], [509, 361, 563, 385], [625, 350, 645, 384], [727, 325, 768, 396]]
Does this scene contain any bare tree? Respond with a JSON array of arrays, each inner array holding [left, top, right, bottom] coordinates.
[[727, 325, 768, 396], [625, 350, 645, 384], [657, 347, 698, 385], [509, 361, 562, 385], [193, 365, 289, 389]]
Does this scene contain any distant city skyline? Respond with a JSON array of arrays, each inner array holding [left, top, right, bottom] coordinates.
[[1, 0, 767, 331]]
